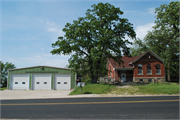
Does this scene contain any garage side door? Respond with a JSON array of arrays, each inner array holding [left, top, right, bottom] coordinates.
[[54, 74, 71, 90], [32, 74, 51, 90], [11, 74, 29, 90]]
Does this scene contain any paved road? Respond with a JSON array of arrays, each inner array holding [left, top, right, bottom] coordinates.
[[1, 96, 179, 119]]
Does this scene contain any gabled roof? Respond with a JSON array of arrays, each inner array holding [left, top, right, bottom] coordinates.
[[132, 50, 164, 63], [109, 50, 164, 68], [8, 65, 71, 71]]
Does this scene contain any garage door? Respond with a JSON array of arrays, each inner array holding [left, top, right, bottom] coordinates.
[[54, 74, 71, 90], [32, 74, 51, 90], [11, 74, 29, 90]]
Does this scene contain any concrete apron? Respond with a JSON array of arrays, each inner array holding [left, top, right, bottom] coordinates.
[[0, 90, 73, 100], [0, 90, 178, 100]]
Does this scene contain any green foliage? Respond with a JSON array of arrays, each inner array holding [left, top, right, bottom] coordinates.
[[144, 1, 179, 82], [1, 61, 16, 87], [0, 87, 7, 91], [69, 83, 116, 95], [51, 2, 136, 83], [130, 38, 148, 56]]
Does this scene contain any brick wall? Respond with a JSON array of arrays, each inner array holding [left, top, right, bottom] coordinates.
[[133, 53, 165, 78]]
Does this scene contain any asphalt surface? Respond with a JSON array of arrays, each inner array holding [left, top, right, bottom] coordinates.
[[1, 96, 179, 119]]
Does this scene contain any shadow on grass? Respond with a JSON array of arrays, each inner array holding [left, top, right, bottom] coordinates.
[[84, 92, 92, 94]]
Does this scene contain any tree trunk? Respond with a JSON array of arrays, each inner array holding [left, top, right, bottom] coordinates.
[[89, 58, 96, 83], [167, 63, 171, 82]]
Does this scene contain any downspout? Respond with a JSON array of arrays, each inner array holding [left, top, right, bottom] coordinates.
[[7, 70, 9, 89], [113, 68, 115, 83], [133, 64, 134, 82]]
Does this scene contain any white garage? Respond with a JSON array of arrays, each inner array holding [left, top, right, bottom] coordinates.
[[54, 74, 71, 90], [32, 74, 51, 90], [10, 74, 29, 90]]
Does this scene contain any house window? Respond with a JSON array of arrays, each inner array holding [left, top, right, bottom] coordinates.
[[110, 66, 111, 77], [57, 82, 61, 84], [44, 82, 47, 84], [15, 82, 18, 84], [148, 79, 152, 82], [147, 64, 151, 74], [138, 64, 143, 74], [22, 82, 25, 84], [36, 82, 40, 84], [156, 64, 161, 74], [140, 79, 143, 82]]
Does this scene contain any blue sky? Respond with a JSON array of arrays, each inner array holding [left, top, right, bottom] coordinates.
[[1, 0, 173, 68]]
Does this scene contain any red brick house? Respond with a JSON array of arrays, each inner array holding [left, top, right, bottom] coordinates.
[[107, 50, 166, 83]]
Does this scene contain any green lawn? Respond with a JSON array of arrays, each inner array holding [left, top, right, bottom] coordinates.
[[69, 83, 116, 95], [69, 82, 179, 95], [136, 82, 180, 95], [0, 87, 7, 91]]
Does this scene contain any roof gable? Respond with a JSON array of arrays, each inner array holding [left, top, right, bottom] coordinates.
[[132, 50, 164, 63], [108, 50, 164, 68]]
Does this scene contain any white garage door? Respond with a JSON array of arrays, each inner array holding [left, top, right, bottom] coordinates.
[[54, 74, 71, 90], [32, 74, 51, 90], [11, 74, 29, 90]]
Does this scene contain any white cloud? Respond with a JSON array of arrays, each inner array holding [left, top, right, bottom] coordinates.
[[45, 22, 64, 36], [148, 8, 155, 15], [135, 23, 155, 40]]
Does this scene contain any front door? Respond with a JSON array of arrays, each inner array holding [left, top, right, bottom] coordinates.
[[121, 73, 126, 82]]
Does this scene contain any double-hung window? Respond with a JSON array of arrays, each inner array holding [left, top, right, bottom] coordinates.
[[138, 64, 143, 74], [156, 64, 161, 74], [147, 64, 151, 74]]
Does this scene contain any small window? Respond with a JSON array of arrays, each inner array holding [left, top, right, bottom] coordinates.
[[57, 82, 61, 84], [140, 79, 143, 82], [44, 82, 47, 84], [36, 82, 40, 84], [64, 82, 67, 84], [148, 79, 152, 82], [22, 82, 25, 84], [15, 82, 18, 84]]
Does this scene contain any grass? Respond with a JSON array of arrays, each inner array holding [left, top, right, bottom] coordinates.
[[69, 83, 116, 95], [0, 87, 7, 91], [136, 82, 180, 95], [70, 82, 179, 95]]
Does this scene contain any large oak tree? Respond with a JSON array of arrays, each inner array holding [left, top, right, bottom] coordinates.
[[51, 3, 136, 83], [130, 1, 179, 82]]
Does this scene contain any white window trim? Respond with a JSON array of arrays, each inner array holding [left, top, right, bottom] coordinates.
[[147, 70, 152, 75], [138, 69, 143, 75], [156, 69, 161, 75]]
